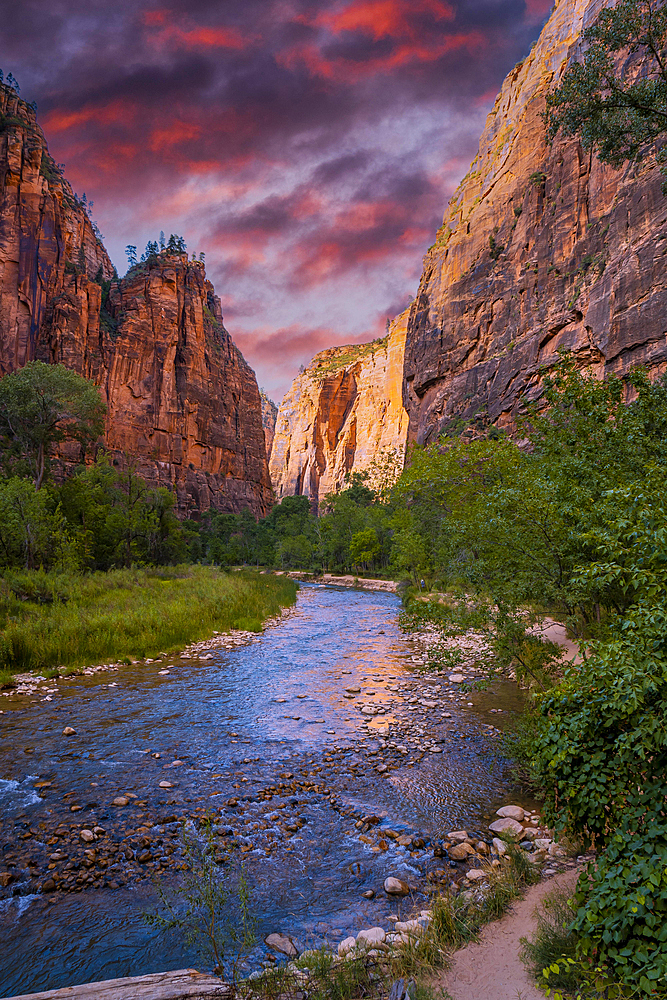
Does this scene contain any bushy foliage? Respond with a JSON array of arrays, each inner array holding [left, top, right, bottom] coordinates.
[[544, 0, 667, 188], [394, 358, 667, 987], [0, 361, 105, 488]]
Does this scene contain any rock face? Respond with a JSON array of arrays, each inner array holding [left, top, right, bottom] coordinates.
[[403, 0, 667, 444], [270, 311, 409, 508], [261, 392, 278, 459], [0, 82, 272, 517]]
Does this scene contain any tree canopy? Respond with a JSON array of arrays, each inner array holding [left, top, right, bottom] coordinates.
[[545, 0, 667, 187], [0, 362, 105, 488]]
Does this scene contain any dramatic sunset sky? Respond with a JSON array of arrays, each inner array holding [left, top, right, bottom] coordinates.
[[3, 0, 552, 401]]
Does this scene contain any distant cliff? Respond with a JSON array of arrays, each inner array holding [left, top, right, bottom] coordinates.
[[404, 0, 667, 443], [261, 392, 278, 459], [0, 82, 272, 517], [270, 311, 409, 508]]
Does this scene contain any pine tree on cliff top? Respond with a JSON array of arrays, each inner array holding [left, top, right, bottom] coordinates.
[[545, 0, 667, 187]]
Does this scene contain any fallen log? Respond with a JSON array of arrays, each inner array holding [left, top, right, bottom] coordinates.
[[2, 968, 233, 1000]]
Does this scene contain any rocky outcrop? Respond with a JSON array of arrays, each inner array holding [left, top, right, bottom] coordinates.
[[261, 392, 278, 459], [270, 311, 409, 508], [0, 82, 272, 517], [403, 0, 667, 443]]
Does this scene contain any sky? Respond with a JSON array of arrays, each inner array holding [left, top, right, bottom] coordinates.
[[1, 0, 552, 402]]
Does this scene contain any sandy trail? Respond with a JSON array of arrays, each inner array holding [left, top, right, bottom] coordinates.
[[433, 868, 580, 1000]]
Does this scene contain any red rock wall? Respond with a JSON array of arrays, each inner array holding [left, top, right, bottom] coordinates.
[[403, 0, 667, 443], [270, 311, 409, 508], [0, 83, 272, 517]]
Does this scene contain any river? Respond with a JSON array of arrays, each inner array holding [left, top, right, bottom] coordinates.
[[0, 583, 527, 996]]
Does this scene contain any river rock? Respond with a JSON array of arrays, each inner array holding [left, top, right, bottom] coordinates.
[[62, 727, 76, 736], [113, 796, 129, 807], [357, 927, 386, 947], [361, 889, 375, 899], [492, 837, 507, 856], [265, 932, 298, 957], [466, 869, 487, 881], [448, 674, 464, 683], [338, 936, 357, 956], [159, 780, 174, 788], [384, 876, 409, 896], [0, 872, 12, 887], [80, 830, 95, 843], [496, 805, 525, 821], [489, 817, 523, 837], [447, 830, 470, 843], [449, 843, 474, 860], [534, 838, 553, 851]]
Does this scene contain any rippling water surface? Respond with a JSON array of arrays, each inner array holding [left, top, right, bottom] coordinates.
[[0, 583, 523, 996]]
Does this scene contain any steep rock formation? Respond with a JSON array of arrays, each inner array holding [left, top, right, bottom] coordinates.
[[0, 83, 272, 517], [404, 0, 667, 443], [260, 392, 278, 459], [270, 311, 409, 508]]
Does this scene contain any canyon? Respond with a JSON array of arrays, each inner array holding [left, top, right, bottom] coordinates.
[[3, 0, 667, 512], [269, 0, 667, 499], [402, 0, 667, 444], [0, 84, 272, 517], [269, 310, 409, 507]]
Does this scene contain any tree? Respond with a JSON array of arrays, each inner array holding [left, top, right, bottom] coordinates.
[[545, 0, 667, 187], [125, 245, 137, 268], [0, 477, 74, 570], [0, 362, 105, 489], [349, 528, 380, 570]]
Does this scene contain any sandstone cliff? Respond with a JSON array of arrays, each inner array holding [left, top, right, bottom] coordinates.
[[261, 392, 278, 459], [404, 0, 667, 443], [0, 83, 272, 517], [270, 311, 409, 507]]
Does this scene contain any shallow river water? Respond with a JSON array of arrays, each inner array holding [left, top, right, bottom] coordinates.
[[0, 583, 526, 996]]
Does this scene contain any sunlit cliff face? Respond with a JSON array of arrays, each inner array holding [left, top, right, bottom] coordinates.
[[2, 0, 551, 400]]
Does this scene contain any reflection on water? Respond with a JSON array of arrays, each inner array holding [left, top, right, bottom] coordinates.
[[0, 584, 518, 995]]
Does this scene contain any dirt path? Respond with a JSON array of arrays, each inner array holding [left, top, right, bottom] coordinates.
[[433, 868, 580, 1000]]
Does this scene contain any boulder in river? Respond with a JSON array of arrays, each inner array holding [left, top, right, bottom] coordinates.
[[449, 843, 474, 860], [338, 936, 357, 956], [384, 876, 409, 896], [496, 804, 525, 821], [357, 926, 386, 947], [62, 727, 76, 736], [489, 817, 523, 837], [265, 932, 298, 957], [447, 830, 470, 843]]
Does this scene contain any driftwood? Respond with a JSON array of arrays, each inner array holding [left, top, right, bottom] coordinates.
[[2, 968, 233, 1000]]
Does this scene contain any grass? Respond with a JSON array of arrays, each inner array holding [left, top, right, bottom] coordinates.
[[238, 846, 538, 999], [0, 566, 298, 680]]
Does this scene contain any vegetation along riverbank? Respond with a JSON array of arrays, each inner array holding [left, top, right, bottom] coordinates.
[[0, 567, 298, 686]]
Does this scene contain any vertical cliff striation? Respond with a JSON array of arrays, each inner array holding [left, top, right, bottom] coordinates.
[[403, 0, 667, 443], [260, 392, 278, 460], [270, 311, 409, 508], [0, 82, 272, 517]]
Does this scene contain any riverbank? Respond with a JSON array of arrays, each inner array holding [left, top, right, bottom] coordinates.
[[0, 567, 298, 686], [0, 584, 543, 995], [282, 572, 399, 593]]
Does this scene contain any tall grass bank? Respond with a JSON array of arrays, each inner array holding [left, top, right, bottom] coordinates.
[[0, 567, 298, 681]]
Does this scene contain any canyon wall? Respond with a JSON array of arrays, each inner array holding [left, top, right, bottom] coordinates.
[[0, 83, 272, 517], [261, 392, 278, 459], [270, 310, 409, 508], [403, 0, 667, 443]]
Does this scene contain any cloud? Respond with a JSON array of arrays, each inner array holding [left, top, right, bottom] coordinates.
[[1, 0, 552, 399]]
